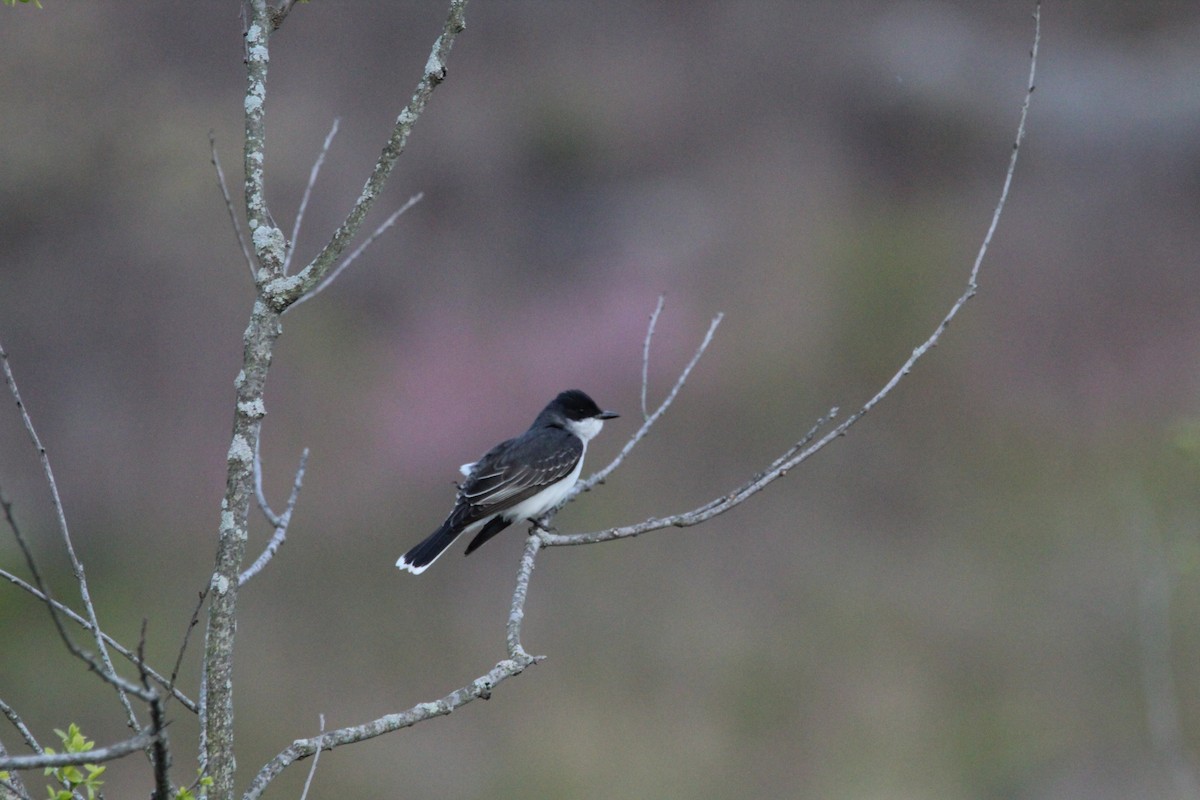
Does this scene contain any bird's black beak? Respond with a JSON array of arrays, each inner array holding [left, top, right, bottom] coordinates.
[[598, 410, 619, 420]]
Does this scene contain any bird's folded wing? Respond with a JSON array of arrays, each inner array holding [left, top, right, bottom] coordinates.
[[459, 428, 582, 511]]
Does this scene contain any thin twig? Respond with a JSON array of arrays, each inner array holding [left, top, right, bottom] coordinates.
[[572, 310, 723, 498], [641, 295, 665, 420], [1, 342, 145, 727], [0, 566, 196, 712], [759, 406, 839, 478], [544, 2, 1041, 549], [0, 486, 154, 704], [0, 698, 40, 753], [241, 447, 309, 586], [678, 406, 839, 524], [139, 621, 174, 800], [210, 131, 256, 279], [297, 715, 325, 800], [532, 299, 722, 541], [167, 590, 208, 705], [263, 0, 467, 309], [252, 435, 282, 527], [284, 118, 341, 274], [245, 502, 545, 799], [0, 731, 160, 772], [288, 192, 424, 311], [0, 717, 34, 800]]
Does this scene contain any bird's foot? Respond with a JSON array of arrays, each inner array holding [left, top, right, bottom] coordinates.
[[529, 518, 557, 535]]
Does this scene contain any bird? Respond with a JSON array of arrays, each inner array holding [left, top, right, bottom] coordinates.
[[396, 389, 619, 574]]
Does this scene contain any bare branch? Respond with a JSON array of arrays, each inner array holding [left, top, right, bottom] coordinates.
[[268, 0, 301, 31], [252, 435, 281, 527], [288, 192, 424, 311], [640, 295, 665, 420], [264, 0, 467, 309], [243, 2, 284, 277], [202, 302, 282, 798], [546, 3, 1040, 549], [242, 653, 534, 800], [136, 621, 174, 800], [206, 4, 467, 791], [284, 117, 341, 274], [167, 590, 207, 706], [0, 344, 148, 722], [297, 715, 325, 800], [505, 534, 547, 662], [572, 310, 723, 499], [202, 6, 290, 771], [0, 774, 31, 800], [0, 566, 196, 712], [197, 634, 209, 777], [0, 704, 35, 800], [245, 512, 546, 799], [0, 698, 40, 754], [241, 447, 309, 586], [0, 731, 159, 772], [0, 487, 154, 705], [210, 131, 256, 279]]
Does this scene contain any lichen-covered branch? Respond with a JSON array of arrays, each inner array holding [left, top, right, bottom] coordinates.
[[0, 730, 159, 771], [242, 1, 283, 279], [265, 0, 467, 308], [202, 3, 470, 797], [242, 657, 534, 800], [202, 299, 280, 799]]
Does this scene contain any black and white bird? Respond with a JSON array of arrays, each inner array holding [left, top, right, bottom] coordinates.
[[396, 389, 619, 574]]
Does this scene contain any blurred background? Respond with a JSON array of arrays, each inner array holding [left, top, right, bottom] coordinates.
[[3, 2, 1200, 798]]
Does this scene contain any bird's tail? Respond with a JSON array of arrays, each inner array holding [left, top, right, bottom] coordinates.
[[396, 519, 463, 575]]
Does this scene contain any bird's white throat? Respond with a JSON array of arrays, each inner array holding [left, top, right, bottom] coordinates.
[[566, 416, 605, 442]]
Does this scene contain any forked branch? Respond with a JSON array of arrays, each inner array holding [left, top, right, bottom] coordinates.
[[261, 0, 468, 309], [246, 6, 1040, 791], [543, 0, 1041, 550], [205, 3, 473, 797]]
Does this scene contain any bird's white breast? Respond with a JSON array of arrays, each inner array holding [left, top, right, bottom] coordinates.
[[503, 443, 586, 522]]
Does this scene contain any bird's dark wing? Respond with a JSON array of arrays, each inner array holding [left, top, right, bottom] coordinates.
[[455, 426, 583, 522]]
